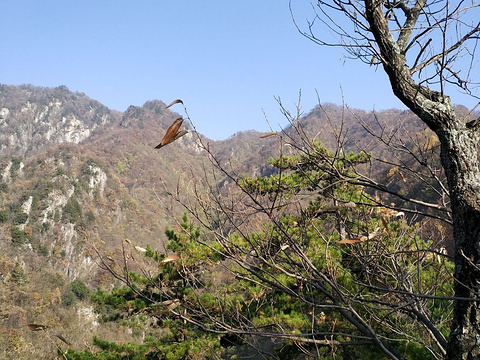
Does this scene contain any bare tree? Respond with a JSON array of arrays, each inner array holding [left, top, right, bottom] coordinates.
[[88, 102, 460, 359], [290, 1, 480, 358], [82, 2, 480, 358]]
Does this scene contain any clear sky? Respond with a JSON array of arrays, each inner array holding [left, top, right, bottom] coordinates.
[[0, 1, 475, 140]]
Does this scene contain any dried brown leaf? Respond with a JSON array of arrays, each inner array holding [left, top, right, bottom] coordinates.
[[174, 130, 189, 141], [165, 99, 184, 109], [27, 324, 46, 331], [155, 118, 184, 149], [135, 246, 147, 253], [54, 334, 72, 346], [338, 238, 364, 244], [259, 132, 280, 139], [381, 217, 392, 235], [162, 254, 179, 263]]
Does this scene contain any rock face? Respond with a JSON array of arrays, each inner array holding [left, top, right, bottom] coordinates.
[[0, 84, 121, 158]]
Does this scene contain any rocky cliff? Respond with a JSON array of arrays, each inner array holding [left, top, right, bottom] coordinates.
[[0, 84, 122, 158]]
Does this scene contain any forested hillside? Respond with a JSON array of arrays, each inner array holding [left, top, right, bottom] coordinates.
[[1, 84, 474, 359]]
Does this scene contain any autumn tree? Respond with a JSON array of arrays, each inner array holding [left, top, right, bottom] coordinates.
[[290, 1, 480, 358]]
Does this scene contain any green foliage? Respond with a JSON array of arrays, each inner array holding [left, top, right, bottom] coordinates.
[[65, 333, 220, 360], [116, 159, 130, 174], [55, 166, 66, 176], [91, 286, 146, 322], [241, 141, 370, 198], [81, 159, 99, 176], [221, 143, 451, 358], [63, 197, 83, 223], [61, 288, 77, 307], [66, 143, 453, 359], [33, 178, 55, 201], [86, 210, 96, 222], [38, 244, 49, 257], [13, 211, 28, 224], [65, 214, 225, 359], [10, 226, 26, 245], [10, 157, 22, 178], [54, 208, 61, 222], [0, 209, 8, 223], [62, 279, 91, 307], [70, 279, 90, 299]]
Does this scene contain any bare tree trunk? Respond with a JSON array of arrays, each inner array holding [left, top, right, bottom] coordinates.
[[364, 0, 480, 358], [440, 126, 480, 360]]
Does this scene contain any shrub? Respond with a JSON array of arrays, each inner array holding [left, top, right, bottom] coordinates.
[[62, 279, 90, 307], [62, 288, 77, 307], [0, 209, 8, 223], [14, 211, 28, 224], [63, 197, 82, 223], [10, 226, 26, 245], [38, 244, 49, 257], [70, 279, 90, 300]]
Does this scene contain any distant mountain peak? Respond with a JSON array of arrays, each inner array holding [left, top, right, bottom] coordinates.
[[0, 84, 120, 158]]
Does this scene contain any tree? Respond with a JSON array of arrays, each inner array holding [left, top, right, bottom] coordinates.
[[67, 215, 223, 360], [62, 2, 479, 358], [77, 110, 458, 359], [291, 1, 479, 358]]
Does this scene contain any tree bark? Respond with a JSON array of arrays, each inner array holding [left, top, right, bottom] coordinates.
[[364, 0, 480, 358], [440, 126, 480, 360]]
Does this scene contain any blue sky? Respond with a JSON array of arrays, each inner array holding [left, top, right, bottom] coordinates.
[[0, 1, 475, 140]]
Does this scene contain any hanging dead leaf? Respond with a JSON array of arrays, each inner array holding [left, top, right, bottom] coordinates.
[[259, 132, 281, 139], [162, 254, 179, 263], [338, 228, 380, 244], [365, 227, 381, 241], [173, 129, 189, 141], [381, 217, 392, 235], [315, 201, 356, 214], [338, 238, 364, 244], [54, 334, 72, 346], [27, 324, 46, 332], [155, 117, 184, 149], [134, 246, 147, 253], [165, 99, 184, 109], [151, 299, 181, 314], [151, 299, 180, 307]]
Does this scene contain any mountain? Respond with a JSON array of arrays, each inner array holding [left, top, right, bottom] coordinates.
[[0, 84, 467, 359], [0, 84, 276, 359], [0, 84, 121, 158]]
